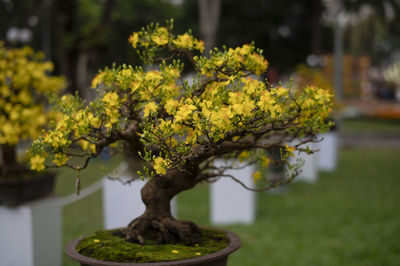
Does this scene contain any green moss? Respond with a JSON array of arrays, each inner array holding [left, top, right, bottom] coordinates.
[[76, 227, 229, 263]]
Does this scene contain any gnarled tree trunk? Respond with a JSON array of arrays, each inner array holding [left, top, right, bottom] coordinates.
[[125, 167, 202, 245]]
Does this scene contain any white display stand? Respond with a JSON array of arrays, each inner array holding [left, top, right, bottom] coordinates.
[[210, 159, 255, 225], [288, 141, 319, 183], [317, 132, 338, 172], [103, 173, 177, 230], [0, 196, 62, 266]]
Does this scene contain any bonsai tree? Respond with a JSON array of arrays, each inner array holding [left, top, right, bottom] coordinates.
[[30, 22, 333, 245], [0, 43, 65, 177]]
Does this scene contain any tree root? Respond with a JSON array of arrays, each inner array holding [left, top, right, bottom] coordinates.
[[126, 214, 202, 245]]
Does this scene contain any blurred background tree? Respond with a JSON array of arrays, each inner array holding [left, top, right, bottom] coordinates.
[[0, 0, 182, 98], [1, 0, 399, 100], [343, 0, 400, 64]]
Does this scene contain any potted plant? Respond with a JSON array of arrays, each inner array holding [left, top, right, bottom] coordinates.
[[295, 64, 339, 172], [30, 21, 333, 265], [0, 43, 65, 205]]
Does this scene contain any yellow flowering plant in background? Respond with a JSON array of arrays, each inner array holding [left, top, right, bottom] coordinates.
[[295, 64, 332, 92], [0, 43, 65, 177], [30, 20, 333, 245]]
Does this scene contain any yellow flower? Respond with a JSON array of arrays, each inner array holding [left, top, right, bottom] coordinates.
[[252, 171, 261, 184], [80, 140, 97, 154], [93, 239, 100, 243], [30, 155, 45, 171], [195, 252, 202, 256], [171, 250, 179, 254], [164, 99, 179, 115], [257, 91, 274, 112], [175, 104, 196, 122], [170, 137, 178, 148], [249, 53, 269, 75], [285, 144, 296, 158], [131, 81, 141, 93], [173, 33, 193, 49], [194, 39, 205, 53], [129, 32, 140, 48], [53, 153, 68, 167], [152, 27, 169, 46], [143, 102, 158, 117], [88, 113, 101, 128], [153, 157, 170, 175], [231, 103, 244, 115], [102, 92, 119, 107], [91, 72, 104, 88], [145, 70, 163, 83], [275, 86, 288, 97], [261, 156, 270, 167], [185, 129, 197, 144], [238, 151, 250, 163]]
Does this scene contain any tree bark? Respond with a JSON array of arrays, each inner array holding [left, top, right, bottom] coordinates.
[[198, 0, 221, 54], [0, 144, 26, 176], [76, 51, 94, 100], [125, 167, 202, 245], [310, 0, 323, 56]]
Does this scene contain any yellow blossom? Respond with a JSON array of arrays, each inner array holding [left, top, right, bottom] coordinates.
[[129, 32, 140, 48], [53, 153, 68, 167], [91, 72, 105, 88], [80, 140, 97, 154], [175, 104, 196, 122], [285, 144, 296, 158], [143, 102, 158, 117], [151, 27, 169, 46], [153, 157, 170, 175], [88, 113, 101, 128], [185, 129, 197, 144], [261, 156, 270, 167], [170, 137, 178, 148], [194, 40, 205, 53], [252, 171, 261, 183], [102, 92, 119, 107], [0, 44, 64, 146], [30, 155, 45, 171], [238, 151, 250, 163], [173, 33, 193, 49]]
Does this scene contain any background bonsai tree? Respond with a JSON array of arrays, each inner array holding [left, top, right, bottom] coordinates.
[[30, 21, 333, 245], [0, 43, 64, 177]]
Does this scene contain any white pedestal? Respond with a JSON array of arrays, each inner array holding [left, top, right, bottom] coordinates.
[[103, 176, 177, 230], [210, 160, 255, 225], [288, 141, 319, 183], [0, 196, 62, 266], [317, 132, 338, 172]]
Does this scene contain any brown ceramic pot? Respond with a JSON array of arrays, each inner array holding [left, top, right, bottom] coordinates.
[[65, 230, 241, 266], [0, 172, 56, 206]]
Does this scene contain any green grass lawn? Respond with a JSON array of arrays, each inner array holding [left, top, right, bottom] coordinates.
[[341, 118, 400, 135], [60, 148, 400, 266], [55, 155, 123, 197], [54, 156, 122, 266]]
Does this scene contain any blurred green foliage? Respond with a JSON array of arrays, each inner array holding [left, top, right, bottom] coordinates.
[[2, 0, 400, 91]]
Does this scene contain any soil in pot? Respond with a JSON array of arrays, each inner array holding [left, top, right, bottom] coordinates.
[[75, 228, 230, 263]]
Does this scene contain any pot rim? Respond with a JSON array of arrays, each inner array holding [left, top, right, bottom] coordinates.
[[65, 228, 241, 266], [0, 171, 56, 184]]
